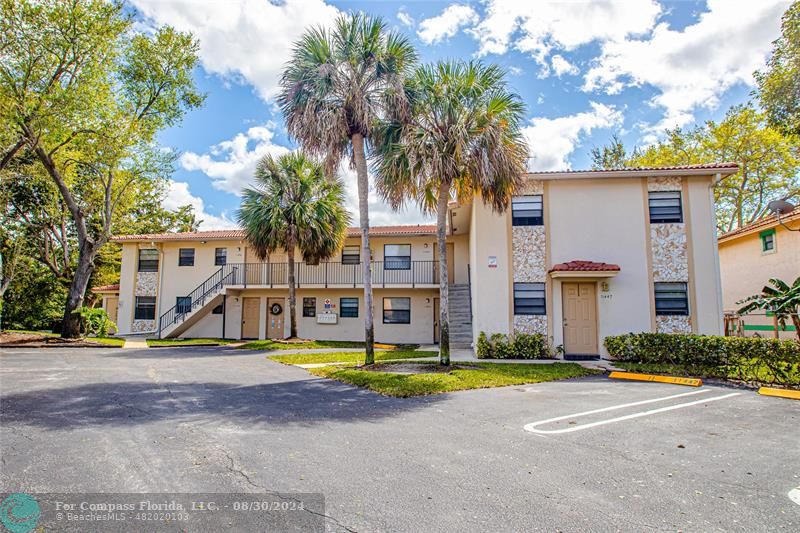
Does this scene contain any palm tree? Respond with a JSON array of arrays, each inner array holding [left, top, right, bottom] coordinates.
[[278, 13, 417, 364], [738, 277, 800, 340], [237, 152, 350, 339], [375, 61, 528, 365]]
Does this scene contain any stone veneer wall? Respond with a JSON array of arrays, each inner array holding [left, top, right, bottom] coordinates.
[[512, 179, 547, 336], [132, 267, 158, 332], [647, 177, 691, 334]]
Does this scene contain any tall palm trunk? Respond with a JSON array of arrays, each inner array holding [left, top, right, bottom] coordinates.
[[436, 181, 450, 365], [352, 132, 375, 364], [286, 226, 297, 339]]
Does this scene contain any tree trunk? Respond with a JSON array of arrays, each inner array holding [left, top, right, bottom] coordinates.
[[287, 226, 298, 339], [61, 244, 96, 338], [436, 181, 451, 365], [352, 132, 375, 364]]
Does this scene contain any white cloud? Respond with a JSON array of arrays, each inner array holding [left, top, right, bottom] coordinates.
[[583, 0, 789, 132], [522, 103, 624, 171], [179, 124, 290, 195], [163, 181, 239, 230], [130, 0, 340, 100], [551, 54, 578, 77], [417, 4, 479, 45], [471, 0, 661, 71], [397, 8, 414, 28]]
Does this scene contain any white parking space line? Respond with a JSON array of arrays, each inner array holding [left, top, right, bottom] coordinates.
[[524, 389, 741, 434], [790, 487, 800, 506]]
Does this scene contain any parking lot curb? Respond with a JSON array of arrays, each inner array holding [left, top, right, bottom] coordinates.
[[758, 387, 800, 400], [608, 371, 702, 387]]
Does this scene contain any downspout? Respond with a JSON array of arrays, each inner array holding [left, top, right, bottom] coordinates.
[[155, 242, 165, 336]]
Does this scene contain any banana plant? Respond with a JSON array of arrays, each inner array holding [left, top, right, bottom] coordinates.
[[737, 277, 800, 340]]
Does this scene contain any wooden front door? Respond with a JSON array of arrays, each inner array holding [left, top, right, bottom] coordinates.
[[433, 297, 440, 344], [105, 297, 119, 324], [241, 297, 260, 339], [562, 282, 598, 355], [267, 298, 285, 339], [106, 296, 119, 331]]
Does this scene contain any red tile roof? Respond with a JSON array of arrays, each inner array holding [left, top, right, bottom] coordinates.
[[550, 260, 621, 273], [527, 162, 739, 180], [111, 225, 437, 242], [718, 206, 800, 243], [92, 283, 120, 292]]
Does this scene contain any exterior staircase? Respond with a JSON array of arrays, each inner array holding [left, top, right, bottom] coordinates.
[[447, 284, 473, 349]]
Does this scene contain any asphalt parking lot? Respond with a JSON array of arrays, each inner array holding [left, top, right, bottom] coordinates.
[[1, 345, 798, 532]]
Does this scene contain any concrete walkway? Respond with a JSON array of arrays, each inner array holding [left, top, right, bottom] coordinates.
[[121, 337, 149, 349]]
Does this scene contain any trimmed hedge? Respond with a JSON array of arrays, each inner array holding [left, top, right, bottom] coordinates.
[[476, 332, 552, 360], [604, 333, 800, 387]]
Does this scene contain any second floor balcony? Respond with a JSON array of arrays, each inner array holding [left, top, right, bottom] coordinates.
[[223, 261, 442, 288]]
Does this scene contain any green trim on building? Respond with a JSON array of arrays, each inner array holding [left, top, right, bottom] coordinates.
[[743, 324, 796, 332]]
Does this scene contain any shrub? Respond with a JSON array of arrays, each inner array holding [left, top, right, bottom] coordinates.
[[476, 331, 491, 358], [604, 332, 800, 387], [72, 307, 117, 337], [512, 333, 549, 359], [478, 331, 552, 359]]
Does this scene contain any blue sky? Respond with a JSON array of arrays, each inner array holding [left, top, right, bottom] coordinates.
[[130, 0, 791, 229]]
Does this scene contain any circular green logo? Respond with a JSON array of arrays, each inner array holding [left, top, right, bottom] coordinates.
[[0, 493, 40, 533]]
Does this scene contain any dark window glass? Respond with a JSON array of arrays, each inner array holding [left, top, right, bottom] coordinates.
[[340, 297, 359, 318], [176, 296, 192, 314], [761, 231, 775, 252], [341, 246, 360, 265], [654, 282, 689, 316], [138, 249, 159, 272], [513, 282, 546, 315], [383, 297, 410, 324], [211, 304, 224, 315], [648, 191, 683, 223], [512, 195, 543, 226], [384, 244, 411, 270], [178, 248, 195, 266], [134, 296, 156, 320], [303, 298, 316, 318], [215, 247, 227, 266]]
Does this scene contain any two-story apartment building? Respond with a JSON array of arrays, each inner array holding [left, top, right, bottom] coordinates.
[[109, 163, 738, 357]]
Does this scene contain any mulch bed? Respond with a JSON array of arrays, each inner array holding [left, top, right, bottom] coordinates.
[[0, 332, 110, 348]]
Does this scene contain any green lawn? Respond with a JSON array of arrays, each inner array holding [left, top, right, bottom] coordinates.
[[147, 338, 238, 347], [88, 336, 126, 347], [616, 361, 800, 388], [308, 361, 600, 397], [269, 350, 436, 365], [240, 339, 419, 351]]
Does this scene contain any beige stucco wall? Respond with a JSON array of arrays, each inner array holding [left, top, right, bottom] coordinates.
[[469, 199, 512, 344], [117, 243, 140, 335], [547, 178, 653, 354], [719, 217, 799, 338], [685, 177, 724, 335]]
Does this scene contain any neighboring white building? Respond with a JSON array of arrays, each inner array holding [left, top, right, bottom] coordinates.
[[111, 163, 738, 357]]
